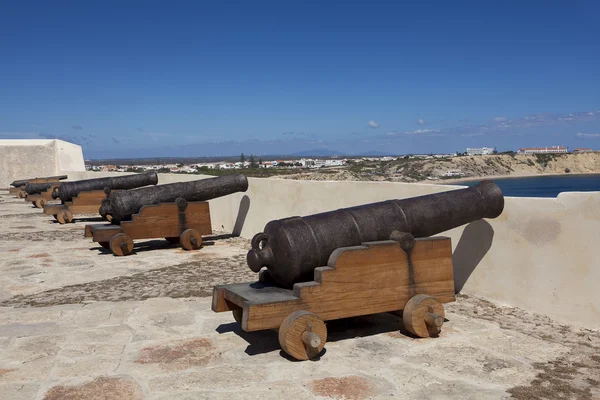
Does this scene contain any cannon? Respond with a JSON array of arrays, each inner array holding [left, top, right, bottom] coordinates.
[[11, 175, 67, 188], [24, 182, 57, 195], [212, 180, 505, 361], [85, 173, 249, 255], [247, 180, 504, 288], [24, 182, 62, 208], [9, 175, 67, 198], [52, 172, 158, 202], [100, 173, 249, 224]]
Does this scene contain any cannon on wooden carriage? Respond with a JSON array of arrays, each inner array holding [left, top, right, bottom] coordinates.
[[44, 172, 158, 223], [85, 173, 249, 255], [23, 182, 61, 208], [9, 175, 67, 198], [212, 180, 504, 361]]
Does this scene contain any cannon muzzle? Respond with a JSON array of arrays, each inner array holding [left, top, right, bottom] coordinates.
[[52, 172, 158, 202], [100, 173, 249, 224], [247, 180, 504, 288]]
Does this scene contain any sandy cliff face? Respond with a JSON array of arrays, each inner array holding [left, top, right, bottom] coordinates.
[[276, 153, 600, 182], [425, 153, 600, 179]]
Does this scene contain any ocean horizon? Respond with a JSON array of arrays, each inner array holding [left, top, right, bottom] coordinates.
[[452, 173, 600, 197]]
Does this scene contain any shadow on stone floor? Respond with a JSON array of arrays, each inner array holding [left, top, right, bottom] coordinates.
[[88, 234, 240, 255], [215, 311, 446, 359]]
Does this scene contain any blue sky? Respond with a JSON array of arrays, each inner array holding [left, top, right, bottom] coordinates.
[[1, 0, 599, 159]]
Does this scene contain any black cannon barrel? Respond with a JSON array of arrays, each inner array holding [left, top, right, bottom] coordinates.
[[247, 180, 505, 288], [52, 172, 158, 202], [24, 182, 57, 195], [100, 173, 249, 224], [11, 175, 67, 187]]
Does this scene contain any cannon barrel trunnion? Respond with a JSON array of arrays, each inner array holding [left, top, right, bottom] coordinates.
[[52, 172, 158, 202], [100, 173, 249, 224], [247, 180, 504, 288]]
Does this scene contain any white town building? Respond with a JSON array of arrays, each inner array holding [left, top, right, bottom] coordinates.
[[466, 147, 494, 156], [517, 146, 568, 154]]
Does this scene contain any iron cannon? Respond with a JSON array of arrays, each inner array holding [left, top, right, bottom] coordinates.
[[11, 175, 67, 187], [247, 180, 505, 288], [99, 173, 249, 224], [24, 182, 57, 195], [52, 172, 158, 202]]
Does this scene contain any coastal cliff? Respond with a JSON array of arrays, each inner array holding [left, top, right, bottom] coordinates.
[[277, 152, 600, 183]]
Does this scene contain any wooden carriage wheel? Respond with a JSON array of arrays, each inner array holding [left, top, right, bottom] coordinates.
[[56, 209, 73, 224], [279, 311, 327, 361], [35, 198, 46, 208], [18, 191, 25, 198], [402, 294, 445, 338], [180, 229, 202, 250], [109, 233, 134, 256]]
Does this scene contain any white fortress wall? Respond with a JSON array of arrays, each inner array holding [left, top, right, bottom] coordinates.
[[63, 170, 600, 329], [0, 139, 85, 187]]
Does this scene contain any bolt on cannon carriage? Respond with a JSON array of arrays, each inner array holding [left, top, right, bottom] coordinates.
[[212, 180, 504, 361]]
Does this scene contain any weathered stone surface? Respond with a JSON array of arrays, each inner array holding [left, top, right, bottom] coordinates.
[[135, 337, 218, 370], [42, 375, 144, 400], [308, 375, 379, 400], [0, 382, 41, 400], [149, 365, 268, 392]]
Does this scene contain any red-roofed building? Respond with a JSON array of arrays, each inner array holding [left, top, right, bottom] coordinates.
[[517, 146, 568, 154]]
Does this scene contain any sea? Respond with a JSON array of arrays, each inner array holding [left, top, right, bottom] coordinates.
[[451, 174, 600, 197]]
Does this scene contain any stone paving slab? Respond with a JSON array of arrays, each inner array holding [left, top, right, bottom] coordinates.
[[0, 190, 599, 400]]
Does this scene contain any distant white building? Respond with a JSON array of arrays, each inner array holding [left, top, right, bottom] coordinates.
[[517, 146, 568, 155], [300, 159, 316, 168], [466, 147, 494, 156], [325, 159, 345, 166]]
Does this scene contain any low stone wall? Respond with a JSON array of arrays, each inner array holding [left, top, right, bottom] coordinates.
[[64, 170, 600, 329], [0, 139, 85, 188]]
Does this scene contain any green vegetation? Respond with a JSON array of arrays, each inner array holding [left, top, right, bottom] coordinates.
[[188, 167, 298, 178], [534, 153, 563, 167]]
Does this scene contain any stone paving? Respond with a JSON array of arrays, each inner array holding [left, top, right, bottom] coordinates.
[[0, 190, 599, 400]]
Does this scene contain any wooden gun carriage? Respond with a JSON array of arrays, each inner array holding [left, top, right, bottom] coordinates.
[[43, 189, 114, 224], [84, 198, 212, 256], [213, 236, 454, 361]]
